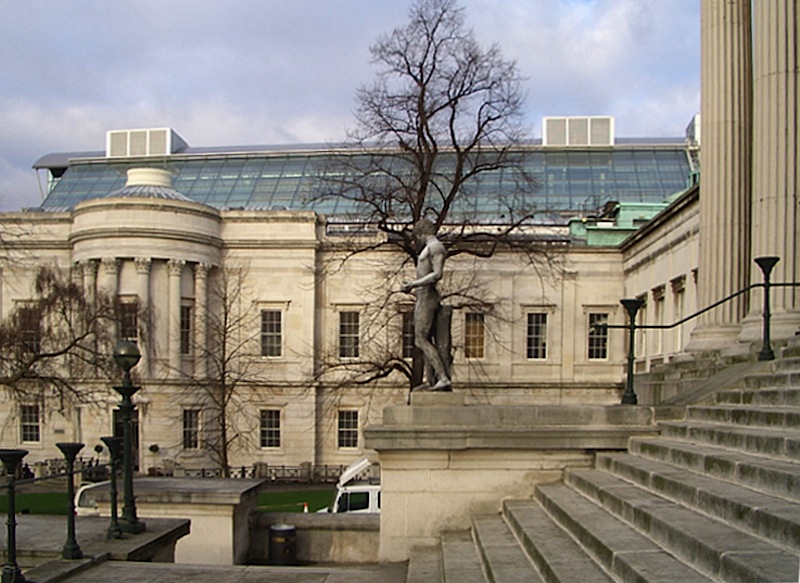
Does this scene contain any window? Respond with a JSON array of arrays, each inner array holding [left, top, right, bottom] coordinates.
[[119, 300, 138, 341], [180, 305, 192, 355], [464, 313, 485, 359], [402, 311, 415, 359], [526, 313, 548, 359], [339, 311, 360, 359], [182, 409, 200, 449], [260, 409, 281, 448], [17, 304, 41, 354], [588, 313, 609, 360], [20, 404, 40, 443], [260, 310, 282, 357], [337, 410, 359, 449]]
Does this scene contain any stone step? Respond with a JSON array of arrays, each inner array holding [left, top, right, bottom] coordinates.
[[471, 515, 543, 582], [592, 453, 800, 549], [549, 472, 800, 582], [741, 370, 800, 390], [533, 483, 715, 582], [715, 386, 800, 407], [658, 419, 800, 461], [629, 436, 800, 500], [686, 403, 800, 429], [501, 500, 614, 583], [441, 530, 485, 583], [407, 545, 443, 583]]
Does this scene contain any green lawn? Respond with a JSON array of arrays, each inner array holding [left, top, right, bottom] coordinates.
[[257, 489, 335, 513], [0, 488, 334, 515], [0, 492, 69, 515], [0, 490, 336, 515]]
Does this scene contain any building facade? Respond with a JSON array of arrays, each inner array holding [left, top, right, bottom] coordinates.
[[0, 119, 701, 473]]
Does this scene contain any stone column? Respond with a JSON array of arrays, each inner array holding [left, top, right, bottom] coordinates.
[[100, 258, 119, 294], [690, 0, 753, 351], [194, 263, 211, 378], [82, 260, 98, 304], [167, 259, 185, 378], [135, 257, 152, 378], [743, 1, 800, 341]]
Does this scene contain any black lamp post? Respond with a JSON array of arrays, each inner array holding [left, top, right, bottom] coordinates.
[[0, 448, 28, 583], [55, 442, 84, 560], [112, 340, 145, 534], [755, 256, 780, 361], [100, 436, 124, 540], [620, 298, 645, 405]]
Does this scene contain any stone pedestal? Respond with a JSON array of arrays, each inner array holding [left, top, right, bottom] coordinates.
[[79, 477, 264, 565], [365, 403, 658, 562]]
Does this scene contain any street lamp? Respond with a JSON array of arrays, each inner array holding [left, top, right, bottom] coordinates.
[[112, 340, 145, 534], [0, 449, 28, 583]]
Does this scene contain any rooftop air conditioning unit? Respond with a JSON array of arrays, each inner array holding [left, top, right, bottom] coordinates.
[[543, 116, 614, 147], [106, 128, 188, 158]]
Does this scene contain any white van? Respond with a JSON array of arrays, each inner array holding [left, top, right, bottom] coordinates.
[[321, 457, 380, 514]]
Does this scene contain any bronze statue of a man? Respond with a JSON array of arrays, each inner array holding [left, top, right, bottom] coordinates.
[[401, 219, 452, 391]]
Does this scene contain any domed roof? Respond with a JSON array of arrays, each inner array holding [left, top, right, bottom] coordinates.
[[105, 168, 192, 202]]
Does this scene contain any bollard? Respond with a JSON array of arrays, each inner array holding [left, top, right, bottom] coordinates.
[[56, 442, 84, 560], [100, 436, 124, 540], [0, 449, 29, 583]]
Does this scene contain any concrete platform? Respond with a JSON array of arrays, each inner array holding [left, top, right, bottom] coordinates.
[[4, 514, 189, 568]]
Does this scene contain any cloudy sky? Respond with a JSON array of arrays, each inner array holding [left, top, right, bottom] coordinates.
[[0, 0, 700, 211]]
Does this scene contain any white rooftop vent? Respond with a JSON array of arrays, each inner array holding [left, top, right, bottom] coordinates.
[[106, 128, 188, 158], [543, 116, 614, 147]]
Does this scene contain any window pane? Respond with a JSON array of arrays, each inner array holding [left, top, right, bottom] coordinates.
[[260, 409, 281, 448], [182, 409, 200, 449], [588, 313, 609, 359], [402, 311, 414, 359], [464, 313, 485, 359], [119, 301, 138, 341], [526, 313, 548, 359], [20, 404, 40, 443], [260, 310, 282, 357], [337, 410, 359, 448], [339, 312, 360, 359], [17, 304, 41, 354], [180, 305, 192, 355]]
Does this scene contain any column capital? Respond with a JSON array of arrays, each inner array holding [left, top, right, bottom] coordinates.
[[167, 259, 186, 276], [101, 257, 120, 275], [134, 257, 152, 274], [194, 262, 212, 279]]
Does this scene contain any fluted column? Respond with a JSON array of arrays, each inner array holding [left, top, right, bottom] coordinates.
[[167, 259, 185, 378], [194, 263, 211, 379], [135, 257, 152, 377], [745, 1, 800, 340], [690, 0, 753, 351]]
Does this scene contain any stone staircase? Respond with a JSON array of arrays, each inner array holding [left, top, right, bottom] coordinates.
[[406, 352, 800, 582]]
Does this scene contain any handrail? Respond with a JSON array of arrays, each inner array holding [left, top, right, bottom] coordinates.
[[604, 256, 799, 404]]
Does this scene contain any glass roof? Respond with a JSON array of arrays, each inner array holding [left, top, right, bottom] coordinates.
[[37, 146, 692, 220]]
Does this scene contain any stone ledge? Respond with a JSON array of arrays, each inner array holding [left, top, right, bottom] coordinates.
[[365, 425, 657, 451], [382, 404, 658, 427]]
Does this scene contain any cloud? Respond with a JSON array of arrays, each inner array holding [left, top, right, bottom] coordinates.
[[0, 0, 700, 210]]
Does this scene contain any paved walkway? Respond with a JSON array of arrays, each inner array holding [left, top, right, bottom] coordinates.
[[44, 561, 408, 582]]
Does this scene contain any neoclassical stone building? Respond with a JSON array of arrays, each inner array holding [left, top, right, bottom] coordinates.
[[0, 119, 703, 473]]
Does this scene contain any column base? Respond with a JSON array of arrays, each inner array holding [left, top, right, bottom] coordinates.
[[685, 324, 742, 353]]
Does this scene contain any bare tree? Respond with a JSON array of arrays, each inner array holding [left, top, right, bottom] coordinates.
[[0, 265, 119, 406], [311, 0, 557, 388], [181, 265, 267, 477]]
